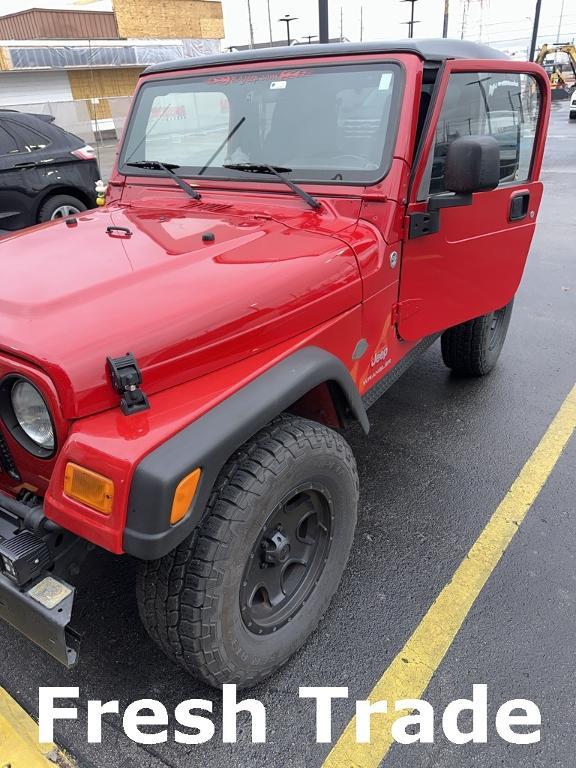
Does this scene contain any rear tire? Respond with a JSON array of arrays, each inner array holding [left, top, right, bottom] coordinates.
[[38, 194, 86, 222], [441, 299, 514, 376], [136, 414, 359, 689]]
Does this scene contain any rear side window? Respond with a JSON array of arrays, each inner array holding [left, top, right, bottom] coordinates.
[[422, 72, 541, 197], [49, 123, 84, 149], [2, 120, 50, 154], [0, 124, 18, 156]]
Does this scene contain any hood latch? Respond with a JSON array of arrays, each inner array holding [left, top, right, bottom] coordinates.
[[107, 353, 150, 416]]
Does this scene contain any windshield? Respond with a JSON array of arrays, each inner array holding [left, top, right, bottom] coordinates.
[[119, 62, 401, 184]]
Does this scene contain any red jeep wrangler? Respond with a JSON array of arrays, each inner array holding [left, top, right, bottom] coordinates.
[[0, 40, 549, 688]]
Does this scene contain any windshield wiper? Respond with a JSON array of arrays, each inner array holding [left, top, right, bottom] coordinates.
[[222, 163, 322, 211], [126, 160, 201, 200], [198, 116, 246, 176]]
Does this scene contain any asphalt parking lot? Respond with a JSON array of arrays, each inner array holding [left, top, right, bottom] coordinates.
[[0, 99, 574, 768]]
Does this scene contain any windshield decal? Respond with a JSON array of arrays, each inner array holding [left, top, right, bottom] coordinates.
[[207, 69, 310, 86]]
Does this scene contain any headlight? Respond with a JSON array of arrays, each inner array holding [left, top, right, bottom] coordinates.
[[10, 380, 54, 452]]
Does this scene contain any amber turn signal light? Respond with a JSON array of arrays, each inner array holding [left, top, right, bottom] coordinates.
[[171, 468, 202, 525], [64, 463, 114, 515]]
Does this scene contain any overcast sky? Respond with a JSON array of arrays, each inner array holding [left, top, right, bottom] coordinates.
[[0, 0, 574, 53]]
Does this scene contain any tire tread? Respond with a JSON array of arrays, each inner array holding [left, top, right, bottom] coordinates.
[[440, 300, 513, 376], [136, 414, 358, 688]]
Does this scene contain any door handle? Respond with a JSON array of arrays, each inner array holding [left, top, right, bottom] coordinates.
[[509, 191, 530, 222], [14, 162, 35, 169]]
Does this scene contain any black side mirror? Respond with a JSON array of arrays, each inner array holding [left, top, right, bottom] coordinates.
[[429, 135, 500, 210], [445, 135, 500, 193]]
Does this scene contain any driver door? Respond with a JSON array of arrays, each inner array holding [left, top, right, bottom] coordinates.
[[396, 60, 550, 341]]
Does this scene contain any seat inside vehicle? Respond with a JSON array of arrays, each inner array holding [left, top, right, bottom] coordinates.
[[261, 73, 393, 172]]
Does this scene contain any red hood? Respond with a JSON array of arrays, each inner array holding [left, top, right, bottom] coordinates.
[[0, 200, 361, 418]]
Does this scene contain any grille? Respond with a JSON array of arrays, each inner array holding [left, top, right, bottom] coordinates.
[[0, 428, 20, 481]]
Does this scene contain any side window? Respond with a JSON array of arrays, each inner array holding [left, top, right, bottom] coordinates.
[[0, 124, 19, 156], [422, 72, 541, 197], [4, 120, 50, 153]]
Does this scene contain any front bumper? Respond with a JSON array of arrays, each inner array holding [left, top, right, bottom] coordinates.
[[0, 494, 80, 667]]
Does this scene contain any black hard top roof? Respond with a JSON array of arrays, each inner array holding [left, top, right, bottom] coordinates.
[[143, 38, 507, 77]]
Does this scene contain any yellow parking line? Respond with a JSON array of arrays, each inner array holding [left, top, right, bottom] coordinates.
[[0, 687, 74, 767], [323, 384, 576, 768]]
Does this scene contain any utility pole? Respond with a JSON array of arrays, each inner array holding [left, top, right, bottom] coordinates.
[[442, 0, 449, 38], [528, 0, 543, 60], [247, 0, 255, 48], [319, 0, 329, 43], [266, 0, 273, 44], [279, 14, 297, 45], [401, 0, 420, 39], [460, 0, 468, 39], [303, 34, 317, 43]]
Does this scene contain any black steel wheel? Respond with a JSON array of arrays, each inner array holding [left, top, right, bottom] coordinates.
[[240, 484, 333, 635], [441, 298, 514, 376], [137, 414, 359, 689]]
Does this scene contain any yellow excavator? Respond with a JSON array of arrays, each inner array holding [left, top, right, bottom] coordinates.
[[535, 43, 576, 100]]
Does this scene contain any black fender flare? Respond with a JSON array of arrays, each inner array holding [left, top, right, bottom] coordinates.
[[124, 346, 368, 559]]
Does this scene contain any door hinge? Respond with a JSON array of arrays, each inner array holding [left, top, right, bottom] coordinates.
[[107, 352, 150, 415], [408, 210, 440, 239], [391, 303, 401, 325]]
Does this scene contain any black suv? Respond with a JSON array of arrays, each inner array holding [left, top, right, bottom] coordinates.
[[0, 109, 100, 233]]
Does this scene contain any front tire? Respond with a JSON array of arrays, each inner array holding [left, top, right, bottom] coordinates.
[[136, 415, 359, 689], [441, 299, 514, 376]]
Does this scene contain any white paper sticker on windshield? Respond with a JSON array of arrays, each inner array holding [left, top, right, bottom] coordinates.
[[379, 73, 393, 90], [270, 81, 287, 89]]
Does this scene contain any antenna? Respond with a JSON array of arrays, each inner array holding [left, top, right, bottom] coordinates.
[[247, 0, 255, 48]]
